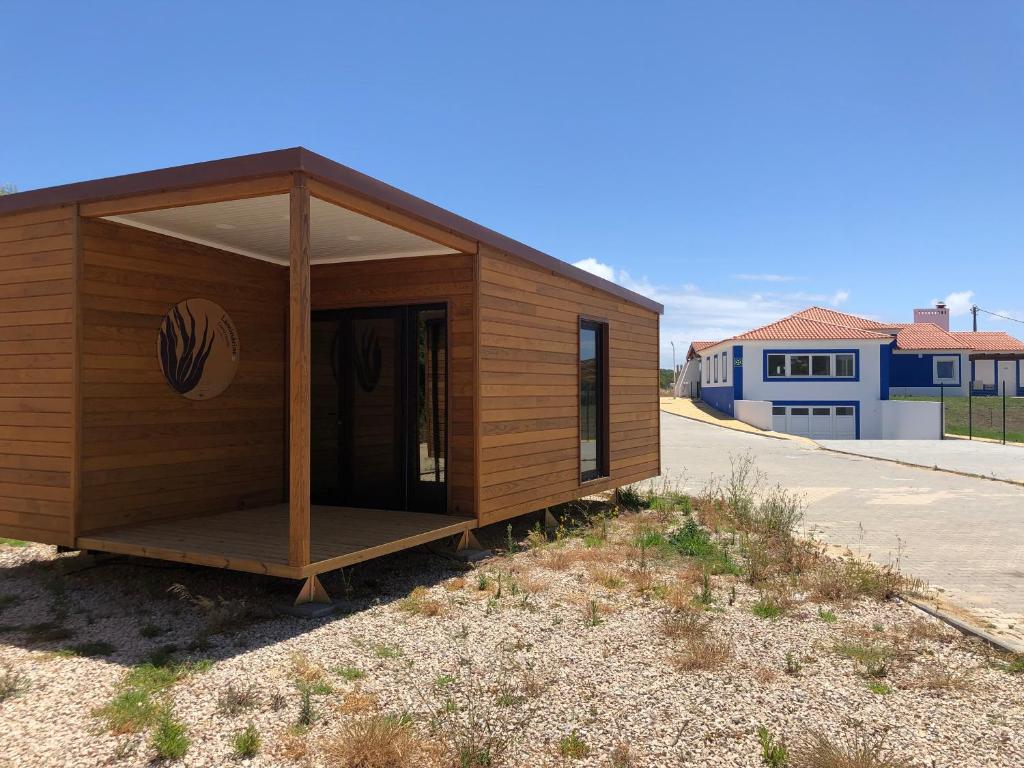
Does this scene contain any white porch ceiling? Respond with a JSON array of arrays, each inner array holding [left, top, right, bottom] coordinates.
[[104, 194, 459, 265]]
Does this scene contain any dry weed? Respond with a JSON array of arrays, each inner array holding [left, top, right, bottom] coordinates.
[[444, 578, 466, 592], [790, 730, 911, 768], [661, 610, 709, 641], [398, 586, 445, 617], [672, 636, 732, 672], [338, 689, 380, 714], [321, 715, 430, 768]]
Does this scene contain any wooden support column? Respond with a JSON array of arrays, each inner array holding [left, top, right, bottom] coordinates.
[[289, 173, 312, 568]]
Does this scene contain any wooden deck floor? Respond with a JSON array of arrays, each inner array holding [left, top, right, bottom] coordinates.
[[76, 505, 477, 579]]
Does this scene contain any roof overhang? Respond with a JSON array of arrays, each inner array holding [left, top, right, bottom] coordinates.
[[0, 147, 663, 313], [968, 352, 1024, 361]]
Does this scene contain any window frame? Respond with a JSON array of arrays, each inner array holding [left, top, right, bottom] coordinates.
[[722, 350, 728, 383], [578, 317, 609, 484], [932, 355, 959, 385], [762, 349, 860, 381], [714, 354, 719, 383]]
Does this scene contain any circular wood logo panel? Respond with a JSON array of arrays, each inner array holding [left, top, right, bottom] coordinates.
[[157, 298, 239, 400]]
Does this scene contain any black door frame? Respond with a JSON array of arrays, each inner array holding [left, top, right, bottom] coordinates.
[[311, 303, 448, 513]]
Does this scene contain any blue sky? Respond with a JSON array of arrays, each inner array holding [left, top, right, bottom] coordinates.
[[3, 2, 1022, 365]]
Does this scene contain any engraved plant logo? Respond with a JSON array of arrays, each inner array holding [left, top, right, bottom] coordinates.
[[157, 298, 239, 400]]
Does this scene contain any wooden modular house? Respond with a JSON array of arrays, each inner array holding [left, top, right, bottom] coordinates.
[[0, 149, 662, 601]]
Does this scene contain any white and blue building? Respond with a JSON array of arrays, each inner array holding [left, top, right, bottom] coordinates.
[[692, 305, 1024, 440]]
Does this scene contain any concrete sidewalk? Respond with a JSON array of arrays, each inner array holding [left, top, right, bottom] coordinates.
[[658, 397, 815, 445], [818, 438, 1024, 486]]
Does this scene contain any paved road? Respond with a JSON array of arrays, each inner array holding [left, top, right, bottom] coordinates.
[[819, 438, 1024, 485], [660, 412, 1024, 646]]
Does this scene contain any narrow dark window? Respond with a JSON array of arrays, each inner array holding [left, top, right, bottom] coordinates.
[[811, 355, 831, 377], [790, 355, 810, 376], [767, 354, 786, 377], [580, 319, 608, 482]]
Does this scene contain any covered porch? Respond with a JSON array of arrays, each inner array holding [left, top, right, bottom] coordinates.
[[66, 149, 482, 601]]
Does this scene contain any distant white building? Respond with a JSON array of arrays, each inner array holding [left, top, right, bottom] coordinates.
[[691, 305, 1024, 440]]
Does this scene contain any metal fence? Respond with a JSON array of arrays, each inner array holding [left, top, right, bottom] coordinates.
[[939, 382, 1017, 445]]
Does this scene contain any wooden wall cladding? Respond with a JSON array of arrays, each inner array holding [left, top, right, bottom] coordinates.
[[78, 219, 287, 534], [310, 254, 476, 518], [0, 206, 76, 546], [477, 246, 660, 526]]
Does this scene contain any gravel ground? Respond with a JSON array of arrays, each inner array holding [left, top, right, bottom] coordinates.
[[1, 511, 1022, 768]]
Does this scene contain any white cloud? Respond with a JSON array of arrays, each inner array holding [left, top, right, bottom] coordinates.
[[932, 290, 974, 317], [734, 273, 800, 283], [830, 290, 850, 307], [572, 257, 617, 282]]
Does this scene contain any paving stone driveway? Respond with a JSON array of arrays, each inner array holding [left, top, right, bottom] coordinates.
[[819, 438, 1024, 485], [660, 412, 1024, 648]]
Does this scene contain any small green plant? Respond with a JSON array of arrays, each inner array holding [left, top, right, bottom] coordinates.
[[505, 524, 518, 555], [1005, 656, 1024, 674], [867, 681, 893, 695], [757, 726, 789, 767], [834, 642, 891, 679], [668, 518, 740, 575], [696, 570, 714, 607], [818, 609, 838, 624], [434, 673, 456, 689], [151, 710, 189, 760], [614, 485, 647, 511], [232, 723, 261, 758], [0, 663, 28, 702], [476, 572, 491, 591], [784, 652, 801, 676], [336, 665, 366, 682], [297, 686, 317, 727], [585, 599, 603, 627], [96, 689, 160, 734], [558, 731, 590, 759], [728, 585, 736, 606], [752, 596, 784, 620], [374, 643, 401, 659]]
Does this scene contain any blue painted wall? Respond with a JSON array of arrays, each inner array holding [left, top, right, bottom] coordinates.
[[890, 353, 961, 387], [702, 385, 734, 416], [879, 342, 893, 400]]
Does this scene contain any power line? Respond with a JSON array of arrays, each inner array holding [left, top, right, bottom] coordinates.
[[975, 306, 1024, 325]]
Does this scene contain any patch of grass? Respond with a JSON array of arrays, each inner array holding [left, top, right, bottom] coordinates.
[[661, 610, 709, 642], [96, 689, 161, 734], [757, 726, 789, 767], [867, 681, 893, 695], [232, 723, 261, 758], [752, 596, 785, 620], [1005, 656, 1024, 675], [0, 663, 29, 702], [336, 665, 366, 682], [434, 673, 455, 690], [0, 537, 29, 547], [217, 683, 258, 715], [834, 641, 892, 679], [57, 640, 116, 657], [590, 567, 625, 590], [397, 586, 444, 617], [151, 709, 189, 760], [790, 730, 912, 768], [374, 643, 401, 659], [668, 518, 740, 575], [818, 609, 838, 624], [895, 394, 1024, 443], [558, 731, 590, 759]]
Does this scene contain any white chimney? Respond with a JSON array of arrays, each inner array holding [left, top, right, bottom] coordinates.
[[914, 301, 949, 331]]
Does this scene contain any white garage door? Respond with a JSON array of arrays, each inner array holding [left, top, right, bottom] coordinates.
[[772, 405, 856, 439]]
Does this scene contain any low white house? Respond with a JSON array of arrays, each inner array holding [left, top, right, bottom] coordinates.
[[693, 305, 1024, 440]]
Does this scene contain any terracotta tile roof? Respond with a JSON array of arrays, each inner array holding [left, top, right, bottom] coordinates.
[[894, 323, 964, 350], [949, 331, 1024, 352], [733, 314, 893, 341], [686, 340, 720, 359], [794, 306, 898, 330]]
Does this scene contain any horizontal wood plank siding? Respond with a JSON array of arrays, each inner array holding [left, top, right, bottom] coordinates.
[[477, 246, 660, 526], [0, 206, 76, 546], [79, 220, 287, 534], [311, 254, 476, 519]]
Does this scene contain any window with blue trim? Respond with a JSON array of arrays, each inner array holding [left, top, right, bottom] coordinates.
[[765, 351, 857, 379]]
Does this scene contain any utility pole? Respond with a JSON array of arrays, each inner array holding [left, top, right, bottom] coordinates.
[[971, 304, 979, 332], [669, 341, 676, 399]]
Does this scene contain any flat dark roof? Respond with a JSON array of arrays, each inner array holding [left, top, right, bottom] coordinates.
[[0, 147, 663, 314]]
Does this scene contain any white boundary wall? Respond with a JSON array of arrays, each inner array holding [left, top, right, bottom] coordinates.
[[881, 400, 942, 439], [734, 400, 773, 431]]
